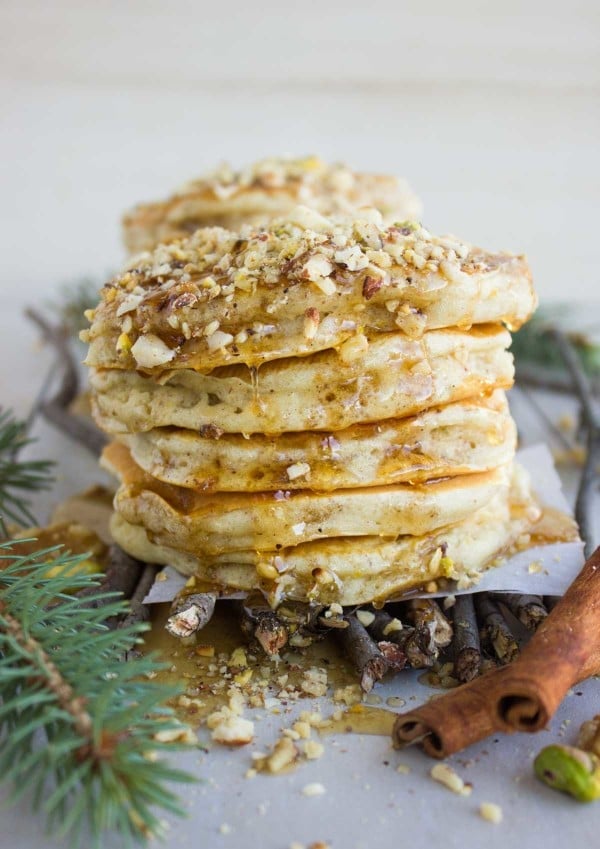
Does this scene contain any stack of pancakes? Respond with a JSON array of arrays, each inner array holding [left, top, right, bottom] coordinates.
[[84, 160, 538, 608]]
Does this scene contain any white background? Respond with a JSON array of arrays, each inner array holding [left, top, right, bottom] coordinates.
[[1, 0, 599, 318], [0, 3, 599, 848]]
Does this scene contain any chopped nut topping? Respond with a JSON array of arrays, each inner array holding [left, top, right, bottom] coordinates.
[[311, 276, 336, 296], [206, 329, 234, 351], [430, 763, 472, 796], [382, 618, 403, 636], [479, 802, 503, 823], [356, 610, 375, 628], [116, 292, 144, 317], [362, 275, 383, 300], [92, 202, 519, 375], [339, 334, 368, 364], [153, 725, 198, 745], [199, 423, 224, 439], [292, 720, 312, 740], [130, 333, 175, 368], [206, 687, 254, 746], [255, 736, 299, 774], [301, 782, 326, 797], [206, 710, 254, 746], [303, 740, 325, 760], [333, 684, 362, 706], [334, 244, 369, 271], [203, 319, 220, 337], [303, 254, 334, 282], [115, 331, 132, 354], [300, 667, 328, 698], [286, 462, 311, 481], [303, 307, 320, 339]]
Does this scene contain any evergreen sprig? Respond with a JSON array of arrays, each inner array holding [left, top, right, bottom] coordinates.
[[512, 304, 600, 379], [49, 279, 102, 337], [0, 408, 54, 530], [0, 540, 196, 846]]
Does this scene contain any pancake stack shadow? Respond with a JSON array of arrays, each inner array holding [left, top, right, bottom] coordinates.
[[81, 156, 541, 663]]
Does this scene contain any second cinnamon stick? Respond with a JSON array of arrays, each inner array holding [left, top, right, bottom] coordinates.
[[393, 546, 600, 758]]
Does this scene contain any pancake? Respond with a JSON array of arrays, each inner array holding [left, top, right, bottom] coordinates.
[[122, 156, 423, 253], [123, 390, 516, 492], [83, 209, 535, 374], [108, 462, 540, 606], [90, 325, 514, 435], [102, 441, 511, 554]]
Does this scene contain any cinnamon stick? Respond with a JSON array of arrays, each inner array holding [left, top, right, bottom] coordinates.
[[393, 546, 600, 758]]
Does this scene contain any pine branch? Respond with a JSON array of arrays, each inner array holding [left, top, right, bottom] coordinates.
[[0, 408, 54, 531], [48, 278, 102, 338], [0, 540, 196, 846], [513, 303, 600, 394]]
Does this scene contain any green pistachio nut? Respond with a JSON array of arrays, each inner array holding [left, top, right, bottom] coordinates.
[[534, 744, 600, 802]]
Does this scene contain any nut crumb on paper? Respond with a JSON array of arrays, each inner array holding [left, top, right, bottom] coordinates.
[[302, 782, 326, 797], [479, 802, 503, 823], [430, 763, 472, 796]]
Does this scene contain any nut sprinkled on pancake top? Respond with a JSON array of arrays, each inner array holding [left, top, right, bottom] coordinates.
[[122, 155, 424, 253], [83, 206, 534, 374], [176, 156, 396, 202]]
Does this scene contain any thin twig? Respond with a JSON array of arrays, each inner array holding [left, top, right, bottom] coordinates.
[[550, 331, 599, 427], [512, 384, 575, 452], [118, 563, 158, 639], [25, 308, 78, 407], [451, 594, 481, 683], [337, 613, 388, 692], [515, 363, 600, 397], [166, 591, 217, 640], [474, 593, 520, 665], [550, 329, 600, 558], [404, 598, 453, 648], [491, 593, 548, 632], [239, 593, 289, 655], [77, 545, 144, 627], [367, 609, 438, 669], [24, 308, 107, 456]]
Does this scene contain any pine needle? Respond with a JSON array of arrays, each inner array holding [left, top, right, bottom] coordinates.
[[0, 541, 196, 847], [0, 408, 54, 531]]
